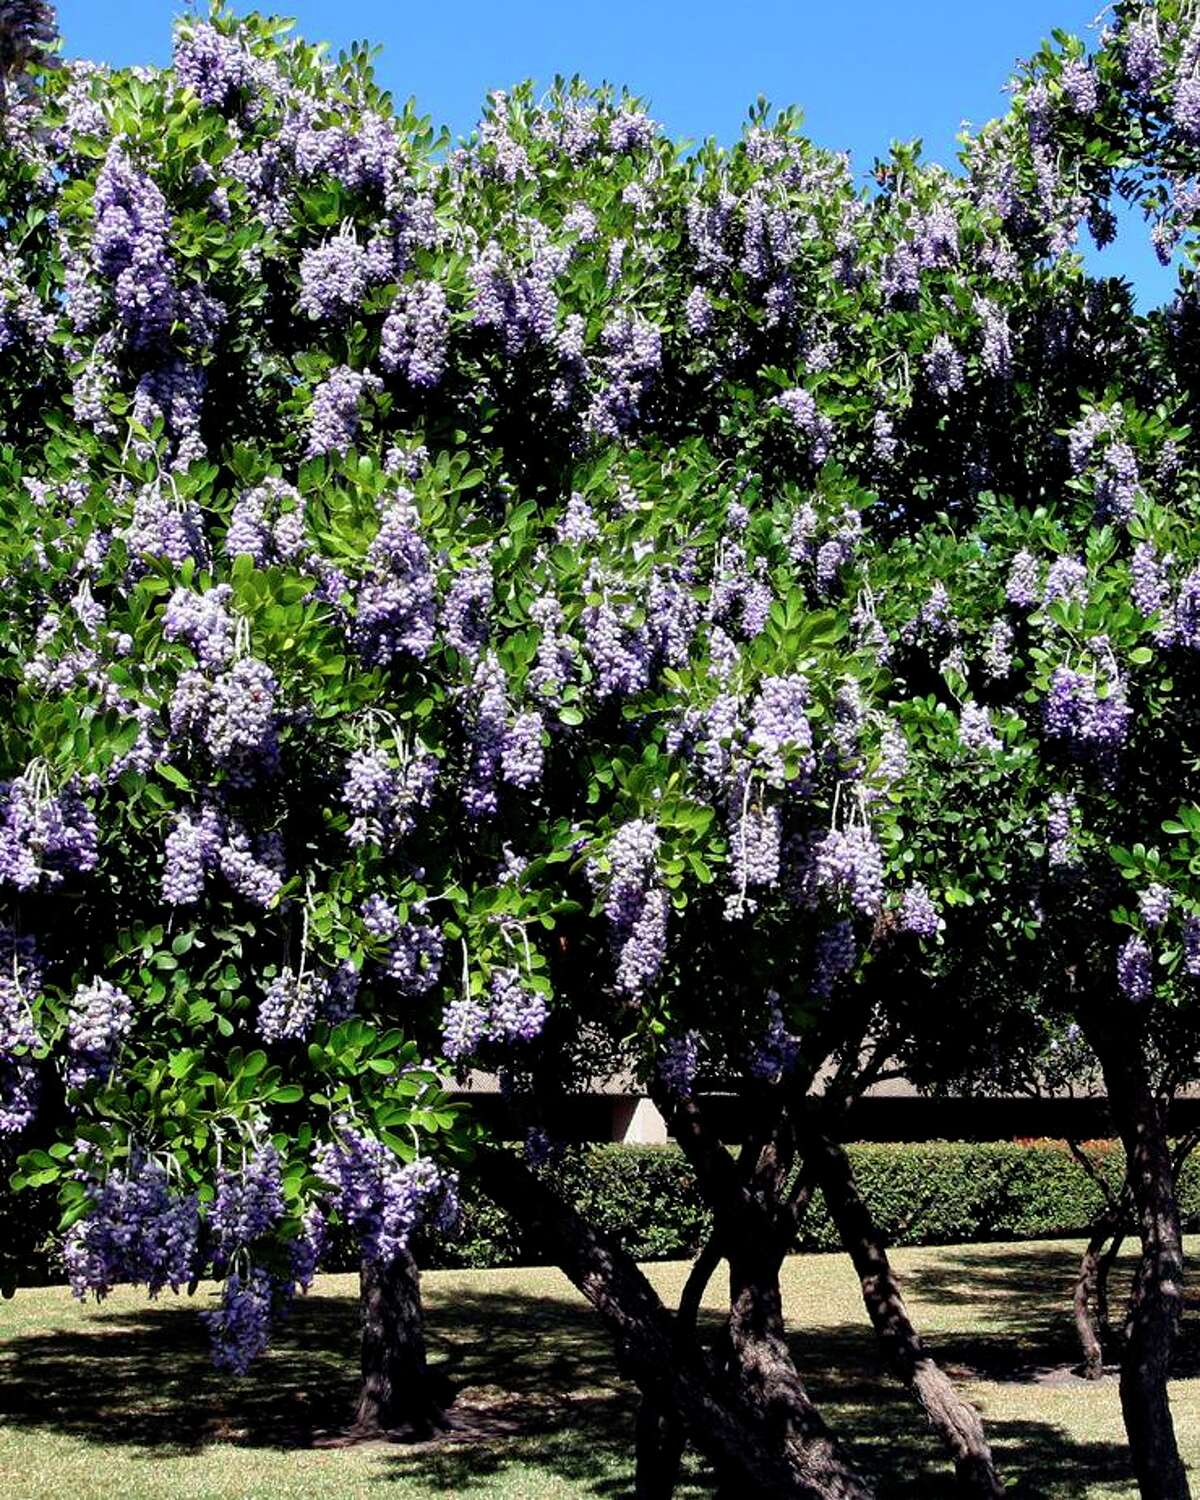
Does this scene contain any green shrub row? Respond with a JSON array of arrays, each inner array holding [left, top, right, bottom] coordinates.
[[426, 1137, 1200, 1269], [8, 1138, 1199, 1285]]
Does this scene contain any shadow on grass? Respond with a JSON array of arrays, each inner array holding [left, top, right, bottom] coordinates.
[[0, 1243, 1152, 1497]]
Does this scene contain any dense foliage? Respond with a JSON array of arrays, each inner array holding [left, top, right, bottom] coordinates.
[[4, 8, 1200, 1464]]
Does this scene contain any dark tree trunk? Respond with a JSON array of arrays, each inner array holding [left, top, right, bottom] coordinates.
[[635, 1230, 724, 1500], [354, 1249, 447, 1437], [650, 1094, 874, 1498], [1086, 1035, 1191, 1500], [1096, 1227, 1127, 1345], [805, 1132, 1004, 1500], [476, 1145, 875, 1500], [1074, 1221, 1111, 1380]]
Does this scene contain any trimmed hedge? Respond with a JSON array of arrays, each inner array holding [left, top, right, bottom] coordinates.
[[425, 1137, 1200, 1269], [7, 1138, 1200, 1284]]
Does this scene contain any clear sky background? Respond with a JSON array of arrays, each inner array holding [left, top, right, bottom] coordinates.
[[54, 0, 1176, 307]]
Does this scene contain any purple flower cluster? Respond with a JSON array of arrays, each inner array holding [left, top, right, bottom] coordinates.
[[814, 825, 885, 915], [983, 617, 1014, 679], [557, 491, 599, 545], [217, 823, 285, 907], [65, 1151, 200, 1300], [163, 584, 236, 668], [443, 557, 493, 664], [91, 145, 176, 349], [486, 967, 549, 1044], [0, 1054, 39, 1136], [258, 966, 340, 1043], [875, 725, 909, 787], [1043, 556, 1089, 608], [314, 1119, 459, 1264], [203, 657, 279, 769], [1116, 935, 1152, 1003], [1093, 442, 1140, 524], [587, 314, 662, 438], [225, 479, 307, 567], [380, 280, 449, 388], [1177, 568, 1200, 649], [65, 978, 133, 1088], [125, 485, 209, 571], [440, 993, 489, 1061], [959, 703, 1002, 753], [1042, 662, 1132, 765], [305, 365, 381, 458], [976, 297, 1013, 378], [1005, 550, 1040, 608], [173, 20, 268, 111], [0, 931, 43, 1135], [1130, 542, 1168, 622], [609, 108, 658, 153], [469, 239, 563, 357], [685, 285, 713, 336], [1059, 59, 1098, 115], [923, 333, 965, 399], [210, 1143, 285, 1266], [298, 228, 387, 323], [589, 819, 669, 996], [462, 653, 544, 816], [1138, 884, 1172, 931], [1046, 791, 1076, 869], [131, 361, 208, 470], [161, 805, 223, 904], [726, 800, 782, 917], [708, 538, 773, 639], [776, 388, 834, 465], [202, 1268, 277, 1376], [1123, 18, 1164, 95], [0, 771, 99, 890], [898, 882, 942, 937], [342, 743, 438, 847], [350, 488, 437, 664], [374, 917, 441, 998], [529, 594, 575, 704], [812, 918, 856, 999], [1184, 915, 1200, 978], [657, 1031, 699, 1097], [748, 999, 799, 1080]]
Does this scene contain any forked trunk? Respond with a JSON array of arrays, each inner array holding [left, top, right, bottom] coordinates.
[[476, 1145, 875, 1499]]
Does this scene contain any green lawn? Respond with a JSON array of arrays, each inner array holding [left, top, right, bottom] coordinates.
[[2, 1237, 1198, 1499]]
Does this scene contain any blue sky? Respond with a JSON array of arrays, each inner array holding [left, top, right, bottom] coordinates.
[[55, 0, 1176, 306]]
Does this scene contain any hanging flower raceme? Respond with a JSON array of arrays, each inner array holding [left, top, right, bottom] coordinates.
[[588, 819, 669, 996], [313, 1117, 459, 1265], [0, 768, 99, 890], [64, 1150, 201, 1301]]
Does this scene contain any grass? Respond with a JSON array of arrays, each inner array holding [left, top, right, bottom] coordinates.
[[2, 1236, 1198, 1498]]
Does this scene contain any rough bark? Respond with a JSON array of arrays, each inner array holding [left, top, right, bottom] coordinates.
[[1087, 1035, 1191, 1500], [353, 1249, 448, 1437], [1074, 1220, 1112, 1381], [635, 1230, 724, 1500], [651, 1095, 874, 1497], [476, 1144, 875, 1500], [805, 1132, 1004, 1500]]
